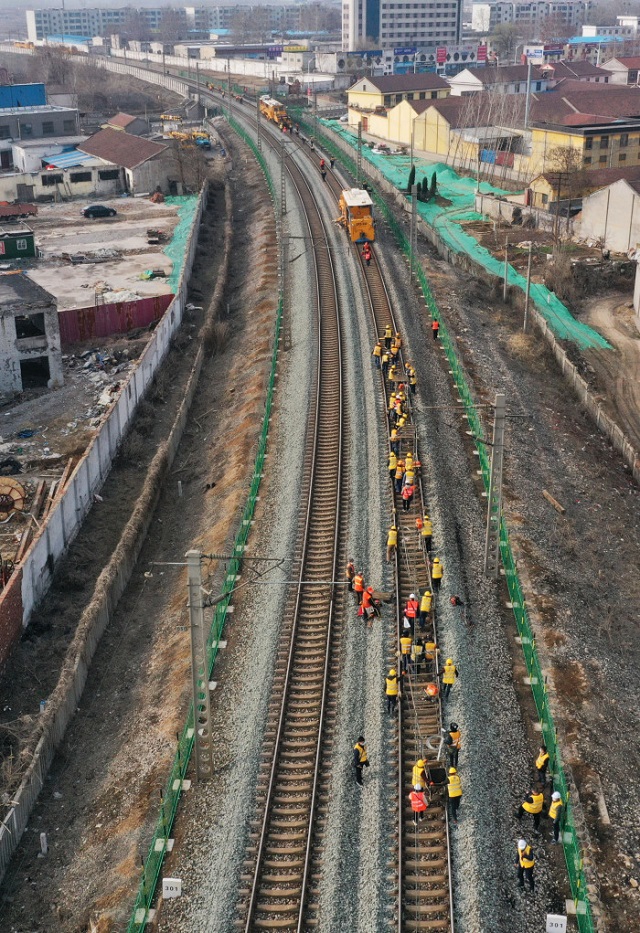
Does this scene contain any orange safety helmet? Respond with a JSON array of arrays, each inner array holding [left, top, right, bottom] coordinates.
[[425, 682, 439, 697]]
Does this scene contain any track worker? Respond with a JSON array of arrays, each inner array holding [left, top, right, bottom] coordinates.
[[410, 785, 428, 825], [549, 791, 564, 844], [421, 514, 433, 552], [407, 365, 417, 395], [393, 332, 402, 350], [419, 589, 432, 631], [412, 758, 428, 788], [381, 349, 390, 377], [388, 449, 397, 480], [405, 451, 414, 473], [388, 363, 398, 384], [384, 323, 393, 349], [386, 525, 398, 563], [390, 427, 400, 456], [372, 341, 383, 368], [385, 668, 401, 714], [447, 767, 462, 824], [402, 482, 415, 512], [400, 632, 413, 672], [353, 736, 370, 787], [440, 658, 458, 699], [362, 242, 371, 266], [517, 785, 545, 832], [353, 570, 365, 602], [405, 593, 419, 624], [395, 460, 405, 494], [345, 558, 355, 591], [432, 318, 440, 341], [535, 745, 550, 786], [443, 721, 461, 769], [431, 556, 443, 589], [516, 840, 535, 892]]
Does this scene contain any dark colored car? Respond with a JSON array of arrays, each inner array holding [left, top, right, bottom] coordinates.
[[81, 204, 117, 219]]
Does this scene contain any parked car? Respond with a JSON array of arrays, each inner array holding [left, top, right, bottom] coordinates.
[[81, 204, 117, 219]]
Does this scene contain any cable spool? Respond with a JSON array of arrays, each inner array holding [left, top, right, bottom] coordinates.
[[0, 477, 26, 521]]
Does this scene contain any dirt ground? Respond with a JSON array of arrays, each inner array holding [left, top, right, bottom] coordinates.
[[0, 122, 280, 933], [25, 199, 184, 309], [420, 247, 640, 929]]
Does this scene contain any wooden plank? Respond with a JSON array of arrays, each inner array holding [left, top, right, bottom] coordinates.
[[15, 479, 47, 563], [542, 489, 566, 514]]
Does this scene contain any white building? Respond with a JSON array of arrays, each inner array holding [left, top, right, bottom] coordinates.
[[342, 0, 462, 53], [471, 0, 591, 34]]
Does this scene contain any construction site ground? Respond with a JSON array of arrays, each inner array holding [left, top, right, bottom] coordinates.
[[0, 107, 639, 932], [22, 199, 184, 309]]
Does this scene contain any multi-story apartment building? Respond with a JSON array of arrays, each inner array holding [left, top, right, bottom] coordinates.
[[471, 0, 591, 35], [342, 0, 462, 52], [26, 6, 305, 44]]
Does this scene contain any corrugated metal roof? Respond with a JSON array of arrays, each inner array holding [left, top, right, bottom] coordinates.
[[42, 150, 97, 169]]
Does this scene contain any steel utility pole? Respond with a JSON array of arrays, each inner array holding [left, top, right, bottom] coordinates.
[[280, 135, 287, 216], [357, 120, 363, 186], [523, 240, 533, 332], [483, 394, 506, 578], [503, 239, 509, 302], [186, 550, 214, 781], [410, 183, 417, 272], [256, 95, 261, 152]]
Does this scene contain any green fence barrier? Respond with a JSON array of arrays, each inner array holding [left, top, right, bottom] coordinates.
[[296, 114, 597, 932], [126, 120, 281, 933]]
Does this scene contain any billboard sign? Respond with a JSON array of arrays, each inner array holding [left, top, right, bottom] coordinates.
[[347, 49, 383, 57], [394, 46, 417, 55]]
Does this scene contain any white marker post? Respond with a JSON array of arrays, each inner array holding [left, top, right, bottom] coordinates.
[[162, 878, 182, 899], [546, 915, 567, 933]]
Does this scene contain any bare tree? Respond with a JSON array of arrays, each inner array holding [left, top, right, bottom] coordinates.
[[547, 145, 588, 239], [490, 24, 521, 62], [158, 8, 187, 43], [121, 8, 150, 43]]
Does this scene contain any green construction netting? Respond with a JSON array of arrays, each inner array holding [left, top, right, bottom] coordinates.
[[163, 195, 200, 292], [325, 121, 610, 351]]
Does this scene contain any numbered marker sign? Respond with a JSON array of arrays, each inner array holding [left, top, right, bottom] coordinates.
[[163, 877, 182, 899], [546, 915, 567, 933]]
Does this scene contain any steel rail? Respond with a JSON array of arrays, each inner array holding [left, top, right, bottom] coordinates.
[[227, 105, 345, 932]]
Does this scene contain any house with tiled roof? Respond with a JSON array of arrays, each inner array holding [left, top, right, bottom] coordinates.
[[103, 112, 150, 137], [600, 56, 640, 84], [78, 127, 176, 195], [347, 72, 449, 119]]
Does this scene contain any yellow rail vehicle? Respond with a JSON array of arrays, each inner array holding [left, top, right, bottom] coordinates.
[[339, 188, 375, 243], [259, 96, 292, 130]]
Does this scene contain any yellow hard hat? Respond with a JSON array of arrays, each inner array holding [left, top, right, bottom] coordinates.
[[424, 590, 431, 596], [417, 759, 425, 767], [433, 557, 440, 563], [446, 658, 453, 665], [449, 767, 457, 774], [389, 668, 397, 676]]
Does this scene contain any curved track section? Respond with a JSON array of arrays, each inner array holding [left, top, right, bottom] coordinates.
[[235, 133, 346, 932]]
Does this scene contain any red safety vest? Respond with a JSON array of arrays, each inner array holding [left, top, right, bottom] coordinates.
[[405, 599, 419, 619], [409, 790, 428, 812]]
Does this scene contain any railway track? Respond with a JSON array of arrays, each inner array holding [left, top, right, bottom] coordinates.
[[182, 84, 454, 930], [234, 127, 347, 931], [321, 170, 454, 933]]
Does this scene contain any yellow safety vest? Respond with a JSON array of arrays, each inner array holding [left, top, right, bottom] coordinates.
[[386, 675, 398, 696], [447, 773, 462, 797], [354, 742, 368, 764], [411, 643, 423, 661], [549, 799, 563, 821], [388, 453, 397, 471], [432, 561, 443, 579], [522, 792, 544, 815], [420, 593, 432, 613], [518, 845, 535, 869], [422, 520, 433, 536], [442, 662, 456, 685], [373, 343, 382, 357], [425, 641, 437, 659], [400, 637, 412, 655], [449, 730, 461, 749], [536, 751, 549, 771], [384, 325, 392, 339], [412, 762, 426, 786], [387, 528, 398, 547], [405, 455, 414, 471]]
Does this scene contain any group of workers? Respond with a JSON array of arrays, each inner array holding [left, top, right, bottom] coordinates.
[[512, 744, 566, 892]]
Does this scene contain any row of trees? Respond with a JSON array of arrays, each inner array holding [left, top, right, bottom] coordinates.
[[407, 165, 438, 202]]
